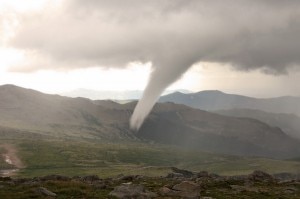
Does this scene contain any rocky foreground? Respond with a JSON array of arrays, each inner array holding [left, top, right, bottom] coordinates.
[[0, 168, 299, 198]]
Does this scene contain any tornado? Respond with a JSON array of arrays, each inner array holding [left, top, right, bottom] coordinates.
[[130, 59, 195, 130]]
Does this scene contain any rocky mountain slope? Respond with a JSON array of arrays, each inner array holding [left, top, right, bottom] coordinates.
[[1, 84, 300, 158]]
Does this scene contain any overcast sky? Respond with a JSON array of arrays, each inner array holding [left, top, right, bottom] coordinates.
[[1, 0, 300, 98]]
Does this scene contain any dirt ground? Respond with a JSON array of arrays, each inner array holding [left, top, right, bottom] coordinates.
[[0, 144, 24, 175]]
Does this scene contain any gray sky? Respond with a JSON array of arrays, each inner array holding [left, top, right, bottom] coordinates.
[[1, 0, 300, 129]]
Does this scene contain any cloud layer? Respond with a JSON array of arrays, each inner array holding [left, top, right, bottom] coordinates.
[[8, 0, 300, 129]]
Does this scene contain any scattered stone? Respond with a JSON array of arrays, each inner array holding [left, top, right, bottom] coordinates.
[[36, 187, 57, 197], [109, 184, 157, 199], [1, 170, 299, 198]]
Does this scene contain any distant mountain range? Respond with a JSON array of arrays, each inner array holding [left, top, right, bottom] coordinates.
[[61, 88, 191, 100], [0, 84, 300, 159], [159, 90, 300, 116], [215, 109, 300, 140]]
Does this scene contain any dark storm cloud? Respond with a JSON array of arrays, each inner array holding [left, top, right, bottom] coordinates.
[[8, 0, 300, 129]]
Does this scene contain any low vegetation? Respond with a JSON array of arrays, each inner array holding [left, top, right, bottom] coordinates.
[[1, 139, 299, 178]]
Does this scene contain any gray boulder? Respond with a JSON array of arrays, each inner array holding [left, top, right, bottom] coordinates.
[[109, 184, 157, 199], [36, 187, 57, 197]]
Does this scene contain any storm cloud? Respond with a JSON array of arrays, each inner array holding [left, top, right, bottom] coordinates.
[[8, 0, 300, 129]]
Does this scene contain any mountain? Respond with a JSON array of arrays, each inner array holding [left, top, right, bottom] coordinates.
[[0, 84, 135, 140], [1, 84, 300, 158], [215, 109, 300, 140], [61, 89, 142, 100], [159, 90, 300, 116], [61, 88, 191, 100]]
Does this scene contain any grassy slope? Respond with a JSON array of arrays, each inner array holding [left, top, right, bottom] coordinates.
[[1, 139, 299, 178]]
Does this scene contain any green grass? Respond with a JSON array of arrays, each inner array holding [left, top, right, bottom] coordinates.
[[0, 180, 113, 199], [1, 139, 300, 178]]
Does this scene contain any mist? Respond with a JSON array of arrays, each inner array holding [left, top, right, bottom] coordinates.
[[6, 0, 300, 129]]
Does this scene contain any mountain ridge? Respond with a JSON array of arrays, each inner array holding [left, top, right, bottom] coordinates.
[[215, 108, 300, 139], [159, 90, 300, 116], [1, 84, 300, 158]]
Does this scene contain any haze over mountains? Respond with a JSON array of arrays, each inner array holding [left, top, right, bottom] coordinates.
[[159, 90, 300, 116], [215, 109, 300, 140], [62, 88, 191, 100], [1, 84, 300, 159]]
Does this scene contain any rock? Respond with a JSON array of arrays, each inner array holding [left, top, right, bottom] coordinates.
[[230, 185, 245, 192], [284, 187, 298, 194], [94, 183, 107, 189], [248, 170, 274, 182], [36, 187, 57, 197], [166, 172, 184, 178], [230, 184, 259, 193], [159, 186, 179, 196], [0, 176, 12, 182], [196, 171, 209, 178], [159, 186, 171, 194], [209, 173, 220, 179], [227, 175, 247, 181], [274, 172, 299, 182], [119, 175, 135, 181], [171, 167, 195, 178], [109, 184, 157, 199], [40, 175, 71, 181], [13, 178, 31, 184], [81, 175, 100, 182], [173, 181, 200, 191], [172, 181, 201, 198], [23, 180, 39, 186]]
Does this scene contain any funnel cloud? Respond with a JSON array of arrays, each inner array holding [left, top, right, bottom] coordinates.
[[6, 0, 300, 130]]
